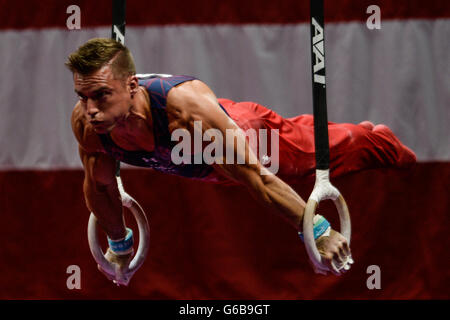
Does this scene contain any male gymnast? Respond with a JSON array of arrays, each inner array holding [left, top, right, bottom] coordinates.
[[67, 38, 416, 281]]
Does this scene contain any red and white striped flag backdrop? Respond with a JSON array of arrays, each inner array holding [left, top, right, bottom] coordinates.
[[0, 0, 448, 299]]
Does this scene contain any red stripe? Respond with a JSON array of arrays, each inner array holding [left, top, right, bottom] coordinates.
[[0, 0, 449, 30], [1, 163, 449, 298]]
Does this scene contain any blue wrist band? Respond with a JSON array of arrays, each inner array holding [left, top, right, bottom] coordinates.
[[298, 215, 331, 242], [107, 228, 134, 254]]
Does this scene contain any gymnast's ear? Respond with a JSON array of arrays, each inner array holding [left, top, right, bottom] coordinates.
[[128, 75, 139, 97]]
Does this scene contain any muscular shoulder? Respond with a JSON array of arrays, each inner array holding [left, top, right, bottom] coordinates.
[[71, 102, 103, 153], [166, 79, 231, 129], [168, 79, 217, 108]]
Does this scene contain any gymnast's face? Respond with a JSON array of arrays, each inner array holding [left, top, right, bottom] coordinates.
[[73, 64, 137, 133]]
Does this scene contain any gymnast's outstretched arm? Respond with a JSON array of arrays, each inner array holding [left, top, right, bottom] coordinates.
[[78, 146, 125, 240], [71, 105, 133, 280], [168, 80, 351, 273], [71, 103, 126, 240]]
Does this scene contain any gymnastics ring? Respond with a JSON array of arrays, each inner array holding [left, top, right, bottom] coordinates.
[[88, 175, 150, 286], [303, 169, 352, 275]]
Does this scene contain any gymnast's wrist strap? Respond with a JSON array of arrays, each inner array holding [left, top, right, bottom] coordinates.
[[298, 215, 331, 241], [107, 228, 134, 255]]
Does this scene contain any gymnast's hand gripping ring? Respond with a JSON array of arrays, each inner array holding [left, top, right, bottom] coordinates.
[[303, 169, 352, 275], [87, 176, 150, 286]]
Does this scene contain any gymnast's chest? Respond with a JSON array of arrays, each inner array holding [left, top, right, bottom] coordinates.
[[109, 119, 155, 152]]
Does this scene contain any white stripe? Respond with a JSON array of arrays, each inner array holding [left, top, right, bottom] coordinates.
[[0, 19, 448, 169]]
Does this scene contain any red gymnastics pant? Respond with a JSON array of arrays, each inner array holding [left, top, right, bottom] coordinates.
[[205, 98, 417, 185]]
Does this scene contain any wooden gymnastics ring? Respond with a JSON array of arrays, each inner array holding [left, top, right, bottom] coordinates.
[[87, 175, 150, 286], [302, 169, 352, 275]]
